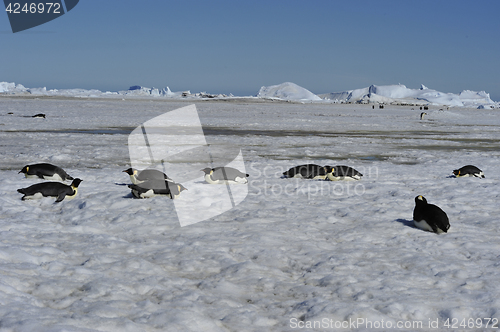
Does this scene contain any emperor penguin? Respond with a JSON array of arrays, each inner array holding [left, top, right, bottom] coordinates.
[[282, 164, 331, 180], [128, 180, 187, 199], [452, 165, 485, 178], [19, 163, 74, 181], [201, 167, 249, 184], [326, 166, 363, 181], [413, 195, 450, 234], [420, 112, 427, 120], [123, 168, 173, 184], [18, 178, 83, 203]]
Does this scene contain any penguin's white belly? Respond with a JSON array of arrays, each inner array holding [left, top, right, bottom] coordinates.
[[457, 172, 484, 178], [413, 219, 445, 234], [43, 174, 64, 181], [327, 175, 360, 181], [233, 176, 248, 184], [132, 188, 155, 198], [22, 192, 44, 200]]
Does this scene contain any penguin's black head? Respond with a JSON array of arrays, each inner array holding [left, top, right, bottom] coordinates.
[[71, 178, 83, 188], [415, 195, 427, 204], [178, 184, 188, 192], [452, 169, 460, 176], [201, 167, 212, 174], [123, 168, 135, 175], [19, 166, 28, 174]]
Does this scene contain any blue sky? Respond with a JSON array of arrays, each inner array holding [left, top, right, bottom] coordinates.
[[1, 0, 499, 100]]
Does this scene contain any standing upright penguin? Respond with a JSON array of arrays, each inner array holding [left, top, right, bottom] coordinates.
[[413, 195, 450, 234]]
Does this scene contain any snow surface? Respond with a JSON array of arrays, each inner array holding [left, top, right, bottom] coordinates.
[[1, 96, 500, 331]]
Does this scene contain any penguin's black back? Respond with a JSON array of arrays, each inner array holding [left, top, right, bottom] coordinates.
[[136, 169, 172, 182], [283, 164, 326, 178], [332, 165, 363, 177], [18, 182, 74, 197]]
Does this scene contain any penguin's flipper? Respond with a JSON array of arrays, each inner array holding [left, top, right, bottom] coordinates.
[[35, 171, 46, 179], [55, 193, 66, 203]]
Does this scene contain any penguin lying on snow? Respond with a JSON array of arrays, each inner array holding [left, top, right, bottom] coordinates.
[[201, 167, 249, 184], [18, 178, 83, 202], [19, 163, 74, 181], [326, 166, 363, 181], [453, 165, 484, 178], [32, 113, 46, 118], [128, 181, 187, 199], [123, 168, 173, 184], [413, 195, 450, 234], [282, 164, 332, 180]]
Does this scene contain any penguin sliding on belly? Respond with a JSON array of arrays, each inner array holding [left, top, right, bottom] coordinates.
[[452, 165, 485, 178], [326, 166, 363, 181], [18, 178, 83, 203], [282, 164, 331, 180], [123, 168, 173, 184], [128, 180, 187, 199], [19, 163, 74, 181], [413, 195, 450, 234], [201, 167, 249, 184]]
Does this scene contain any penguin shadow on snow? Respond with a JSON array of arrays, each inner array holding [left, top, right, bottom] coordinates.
[[395, 218, 418, 230]]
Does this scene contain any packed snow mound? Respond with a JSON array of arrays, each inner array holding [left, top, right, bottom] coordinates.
[[257, 82, 322, 101], [320, 84, 498, 108]]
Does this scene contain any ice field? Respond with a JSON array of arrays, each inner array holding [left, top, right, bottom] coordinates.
[[0, 96, 500, 331]]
